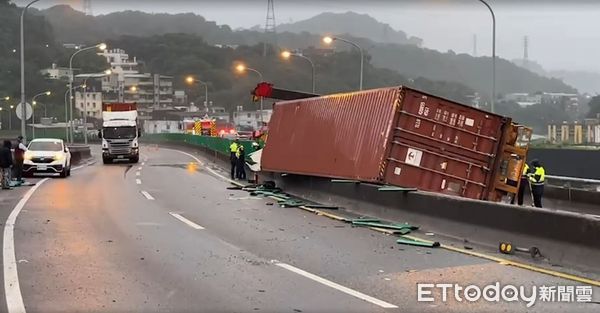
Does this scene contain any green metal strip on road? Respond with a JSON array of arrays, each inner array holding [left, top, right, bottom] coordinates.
[[377, 186, 417, 192], [397, 236, 440, 248]]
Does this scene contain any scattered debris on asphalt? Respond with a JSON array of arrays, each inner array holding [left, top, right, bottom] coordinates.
[[397, 236, 440, 248]]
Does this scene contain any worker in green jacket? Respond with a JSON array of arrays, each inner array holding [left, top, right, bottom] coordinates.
[[528, 159, 546, 208], [229, 139, 239, 179]]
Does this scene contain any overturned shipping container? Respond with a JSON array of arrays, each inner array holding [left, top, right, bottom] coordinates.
[[262, 86, 531, 201]]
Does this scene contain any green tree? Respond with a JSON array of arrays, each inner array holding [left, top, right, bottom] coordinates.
[[587, 95, 600, 118]]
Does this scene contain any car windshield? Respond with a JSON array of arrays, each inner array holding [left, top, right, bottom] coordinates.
[[104, 126, 136, 139], [28, 141, 63, 151]]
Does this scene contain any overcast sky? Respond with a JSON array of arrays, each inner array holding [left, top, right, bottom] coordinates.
[[14, 0, 600, 72]]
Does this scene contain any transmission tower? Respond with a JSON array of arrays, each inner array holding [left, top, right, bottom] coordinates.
[[83, 0, 93, 15], [263, 0, 277, 57], [523, 36, 529, 66]]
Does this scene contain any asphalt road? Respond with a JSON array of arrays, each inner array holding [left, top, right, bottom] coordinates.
[[1, 146, 598, 312]]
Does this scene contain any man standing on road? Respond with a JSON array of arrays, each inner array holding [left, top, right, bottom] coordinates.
[[0, 140, 13, 189], [13, 135, 27, 183], [516, 162, 530, 206], [229, 139, 239, 179], [236, 145, 246, 180], [528, 159, 546, 208]]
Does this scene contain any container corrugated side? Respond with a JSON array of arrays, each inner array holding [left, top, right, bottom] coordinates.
[[381, 87, 508, 199], [261, 87, 401, 181]]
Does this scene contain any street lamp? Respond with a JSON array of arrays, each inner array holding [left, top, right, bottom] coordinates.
[[235, 63, 265, 126], [9, 105, 14, 130], [185, 75, 209, 110], [281, 50, 316, 93], [20, 0, 41, 142], [323, 36, 364, 90], [78, 69, 111, 144], [68, 42, 107, 143], [478, 0, 496, 113], [31, 90, 51, 138]]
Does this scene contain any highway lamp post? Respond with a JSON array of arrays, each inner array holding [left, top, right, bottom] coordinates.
[[478, 0, 496, 113], [9, 105, 14, 130], [281, 51, 316, 93], [79, 70, 111, 144], [20, 0, 41, 142], [64, 84, 84, 142], [185, 76, 209, 111], [235, 64, 264, 127], [323, 36, 364, 91], [31, 90, 51, 139], [0, 96, 9, 130], [68, 42, 107, 143]]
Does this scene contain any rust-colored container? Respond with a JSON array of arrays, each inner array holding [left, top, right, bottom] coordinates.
[[102, 102, 137, 112], [263, 87, 399, 181], [262, 86, 527, 200]]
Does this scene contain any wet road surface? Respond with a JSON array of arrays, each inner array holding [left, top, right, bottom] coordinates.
[[2, 146, 598, 312]]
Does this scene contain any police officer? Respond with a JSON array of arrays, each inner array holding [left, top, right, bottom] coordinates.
[[13, 136, 27, 183], [528, 159, 545, 208], [236, 145, 246, 180], [515, 162, 530, 206], [229, 139, 239, 179]]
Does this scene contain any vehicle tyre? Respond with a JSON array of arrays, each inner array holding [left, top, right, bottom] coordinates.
[[59, 169, 67, 178], [131, 156, 139, 163], [103, 157, 112, 164], [67, 166, 71, 176]]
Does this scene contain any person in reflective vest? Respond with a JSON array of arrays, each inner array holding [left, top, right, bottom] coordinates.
[[516, 162, 530, 206], [229, 139, 239, 179], [528, 159, 545, 208], [235, 145, 246, 180]]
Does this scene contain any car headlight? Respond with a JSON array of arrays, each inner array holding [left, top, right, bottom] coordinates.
[[54, 153, 64, 161], [24, 152, 33, 160]]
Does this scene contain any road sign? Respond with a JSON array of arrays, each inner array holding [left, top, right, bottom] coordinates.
[[16, 102, 33, 120]]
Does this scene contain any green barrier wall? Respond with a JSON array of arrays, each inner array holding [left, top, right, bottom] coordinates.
[[143, 133, 258, 156]]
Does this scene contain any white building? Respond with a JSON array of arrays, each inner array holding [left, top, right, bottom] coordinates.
[[40, 63, 72, 80], [143, 120, 182, 134], [233, 109, 273, 129], [504, 93, 542, 107], [98, 48, 176, 112], [74, 91, 103, 119]]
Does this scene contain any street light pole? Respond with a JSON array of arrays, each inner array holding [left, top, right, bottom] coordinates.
[[31, 91, 50, 139], [20, 0, 41, 142], [282, 51, 316, 93], [245, 67, 264, 126], [323, 36, 364, 90], [478, 0, 496, 113], [68, 43, 106, 143]]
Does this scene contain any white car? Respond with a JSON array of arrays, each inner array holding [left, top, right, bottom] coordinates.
[[23, 138, 71, 178]]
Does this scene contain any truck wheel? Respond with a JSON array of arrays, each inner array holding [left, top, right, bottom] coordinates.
[[103, 157, 112, 164]]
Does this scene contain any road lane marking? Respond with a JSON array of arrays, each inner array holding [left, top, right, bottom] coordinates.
[[142, 162, 145, 166], [136, 171, 140, 176], [150, 146, 600, 287], [4, 178, 50, 313], [136, 179, 142, 185], [163, 148, 243, 187], [141, 191, 155, 200], [270, 260, 398, 309], [137, 167, 142, 170], [168, 212, 205, 230]]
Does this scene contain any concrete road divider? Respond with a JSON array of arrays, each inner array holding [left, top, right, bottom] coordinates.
[[67, 144, 92, 164]]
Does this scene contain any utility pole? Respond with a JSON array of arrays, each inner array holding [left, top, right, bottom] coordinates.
[[263, 0, 276, 57]]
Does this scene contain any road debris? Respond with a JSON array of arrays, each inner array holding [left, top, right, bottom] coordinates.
[[396, 236, 440, 248]]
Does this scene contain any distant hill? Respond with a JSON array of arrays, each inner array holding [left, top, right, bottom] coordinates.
[[37, 5, 577, 98], [276, 12, 422, 46], [548, 70, 600, 95], [370, 44, 577, 96]]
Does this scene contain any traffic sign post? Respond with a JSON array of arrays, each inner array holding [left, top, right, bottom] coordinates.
[[16, 102, 33, 120]]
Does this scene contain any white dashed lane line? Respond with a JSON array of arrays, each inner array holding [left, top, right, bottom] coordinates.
[[168, 212, 205, 230], [136, 179, 142, 185], [140, 191, 155, 200]]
